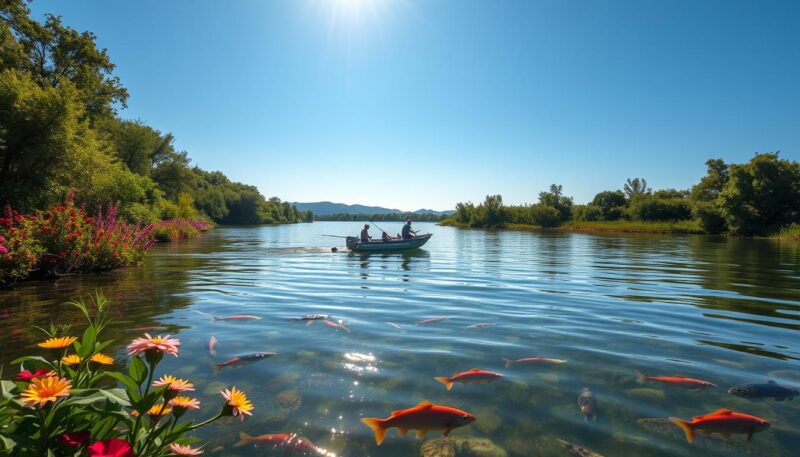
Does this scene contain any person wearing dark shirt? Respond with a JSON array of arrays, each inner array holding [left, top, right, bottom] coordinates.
[[360, 224, 372, 243], [401, 220, 416, 240], [381, 231, 392, 242]]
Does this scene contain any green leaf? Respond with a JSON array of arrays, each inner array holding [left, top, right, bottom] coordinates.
[[0, 433, 16, 452], [128, 356, 147, 383], [10, 356, 53, 369], [103, 371, 137, 391], [90, 416, 117, 440], [95, 339, 115, 353], [98, 388, 130, 407], [0, 380, 18, 399], [126, 386, 141, 403], [78, 326, 96, 358]]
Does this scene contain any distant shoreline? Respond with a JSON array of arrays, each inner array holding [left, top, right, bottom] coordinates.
[[439, 219, 705, 235]]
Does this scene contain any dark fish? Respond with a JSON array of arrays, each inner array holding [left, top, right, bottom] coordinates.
[[292, 314, 330, 326], [578, 388, 597, 423], [465, 323, 496, 330], [728, 380, 798, 401], [214, 352, 276, 370]]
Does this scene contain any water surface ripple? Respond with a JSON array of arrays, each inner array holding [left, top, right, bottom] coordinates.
[[1, 222, 799, 456]]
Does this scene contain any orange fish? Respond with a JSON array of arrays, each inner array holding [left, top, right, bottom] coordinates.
[[634, 369, 716, 390], [361, 400, 475, 445], [435, 368, 502, 391], [234, 432, 335, 456], [670, 409, 770, 443], [503, 357, 566, 368]]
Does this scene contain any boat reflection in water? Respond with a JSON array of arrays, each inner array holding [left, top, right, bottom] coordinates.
[[352, 249, 431, 282]]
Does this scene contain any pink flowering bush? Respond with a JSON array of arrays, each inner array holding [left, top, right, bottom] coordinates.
[[0, 193, 156, 286], [151, 219, 212, 242]]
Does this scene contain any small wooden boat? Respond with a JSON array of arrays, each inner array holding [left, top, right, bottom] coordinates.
[[346, 234, 432, 252]]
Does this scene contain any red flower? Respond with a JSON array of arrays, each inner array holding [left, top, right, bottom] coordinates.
[[16, 368, 52, 382], [87, 439, 134, 457], [58, 431, 90, 446]]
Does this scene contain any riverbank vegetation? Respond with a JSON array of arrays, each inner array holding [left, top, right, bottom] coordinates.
[[0, 294, 252, 456], [0, 1, 308, 227], [443, 153, 800, 237], [315, 212, 445, 222]]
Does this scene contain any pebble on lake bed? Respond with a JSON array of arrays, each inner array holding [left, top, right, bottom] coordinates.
[[421, 437, 508, 457], [275, 390, 302, 411], [558, 439, 605, 457]]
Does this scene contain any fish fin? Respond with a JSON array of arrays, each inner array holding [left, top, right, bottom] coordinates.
[[306, 320, 314, 326], [711, 408, 733, 415], [634, 369, 648, 384], [470, 368, 481, 371], [234, 432, 252, 447], [669, 418, 695, 444], [416, 429, 428, 438], [503, 358, 514, 368], [397, 428, 408, 437], [211, 316, 219, 322], [442, 428, 452, 437], [435, 377, 453, 391], [360, 418, 387, 446], [415, 400, 434, 409], [767, 380, 776, 384]]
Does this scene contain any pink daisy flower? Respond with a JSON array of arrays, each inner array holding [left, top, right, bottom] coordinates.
[[127, 333, 180, 357]]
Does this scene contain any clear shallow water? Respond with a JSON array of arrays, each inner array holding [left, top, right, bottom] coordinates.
[[1, 222, 800, 456]]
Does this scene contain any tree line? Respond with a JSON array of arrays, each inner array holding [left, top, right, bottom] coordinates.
[[315, 213, 445, 222], [0, 1, 309, 225], [446, 152, 800, 236]]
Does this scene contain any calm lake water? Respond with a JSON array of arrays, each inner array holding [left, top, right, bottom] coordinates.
[[1, 222, 800, 456]]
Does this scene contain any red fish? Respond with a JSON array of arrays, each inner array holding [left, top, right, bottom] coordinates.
[[361, 400, 475, 445], [234, 432, 335, 455], [212, 315, 260, 322], [209, 336, 218, 356], [323, 320, 350, 333], [670, 409, 770, 443], [435, 368, 502, 391], [503, 357, 566, 367], [416, 317, 449, 325], [634, 369, 716, 390]]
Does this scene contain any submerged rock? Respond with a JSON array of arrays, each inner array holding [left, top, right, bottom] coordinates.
[[421, 437, 507, 457], [275, 389, 302, 411], [624, 387, 666, 402], [558, 439, 605, 457], [472, 407, 502, 434], [202, 381, 228, 396]]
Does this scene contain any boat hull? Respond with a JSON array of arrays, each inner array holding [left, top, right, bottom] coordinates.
[[349, 234, 432, 252]]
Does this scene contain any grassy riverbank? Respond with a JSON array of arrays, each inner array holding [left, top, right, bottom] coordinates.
[[440, 219, 705, 234], [772, 224, 800, 241]]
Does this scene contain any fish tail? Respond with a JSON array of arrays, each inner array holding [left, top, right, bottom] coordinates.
[[669, 417, 695, 444], [503, 358, 514, 368], [361, 418, 387, 445], [634, 369, 648, 384], [211, 316, 219, 322], [234, 431, 252, 447], [435, 377, 453, 391]]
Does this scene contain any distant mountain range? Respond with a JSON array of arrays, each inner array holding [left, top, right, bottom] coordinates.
[[292, 201, 454, 217]]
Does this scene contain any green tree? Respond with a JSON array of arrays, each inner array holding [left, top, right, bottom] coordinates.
[[690, 159, 729, 233], [538, 184, 573, 221], [718, 152, 800, 235], [590, 190, 626, 220], [623, 178, 651, 200]]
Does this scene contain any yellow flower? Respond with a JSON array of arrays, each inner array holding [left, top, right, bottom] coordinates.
[[89, 353, 114, 365], [20, 376, 72, 407], [61, 354, 81, 366], [168, 396, 201, 410], [38, 336, 78, 350], [220, 386, 253, 421]]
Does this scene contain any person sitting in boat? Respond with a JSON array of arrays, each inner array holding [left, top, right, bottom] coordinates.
[[381, 231, 392, 242], [401, 220, 417, 240], [360, 224, 372, 243]]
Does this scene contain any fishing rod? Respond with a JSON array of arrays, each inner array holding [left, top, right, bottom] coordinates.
[[322, 234, 348, 238]]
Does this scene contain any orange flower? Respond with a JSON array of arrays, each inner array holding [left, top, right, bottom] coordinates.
[[127, 333, 180, 357], [220, 387, 253, 421], [89, 353, 114, 365], [21, 376, 72, 407], [168, 396, 200, 410], [61, 354, 81, 366], [132, 404, 172, 419], [152, 375, 195, 392], [38, 336, 77, 350]]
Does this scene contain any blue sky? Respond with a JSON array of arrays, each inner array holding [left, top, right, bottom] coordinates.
[[31, 0, 800, 211]]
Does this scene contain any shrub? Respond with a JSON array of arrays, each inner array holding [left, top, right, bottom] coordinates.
[[0, 194, 155, 286], [529, 204, 562, 228], [0, 294, 253, 456], [590, 191, 626, 220], [628, 196, 692, 221], [152, 219, 212, 242]]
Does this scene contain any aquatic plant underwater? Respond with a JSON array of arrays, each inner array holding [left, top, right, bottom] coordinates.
[[0, 294, 252, 456]]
